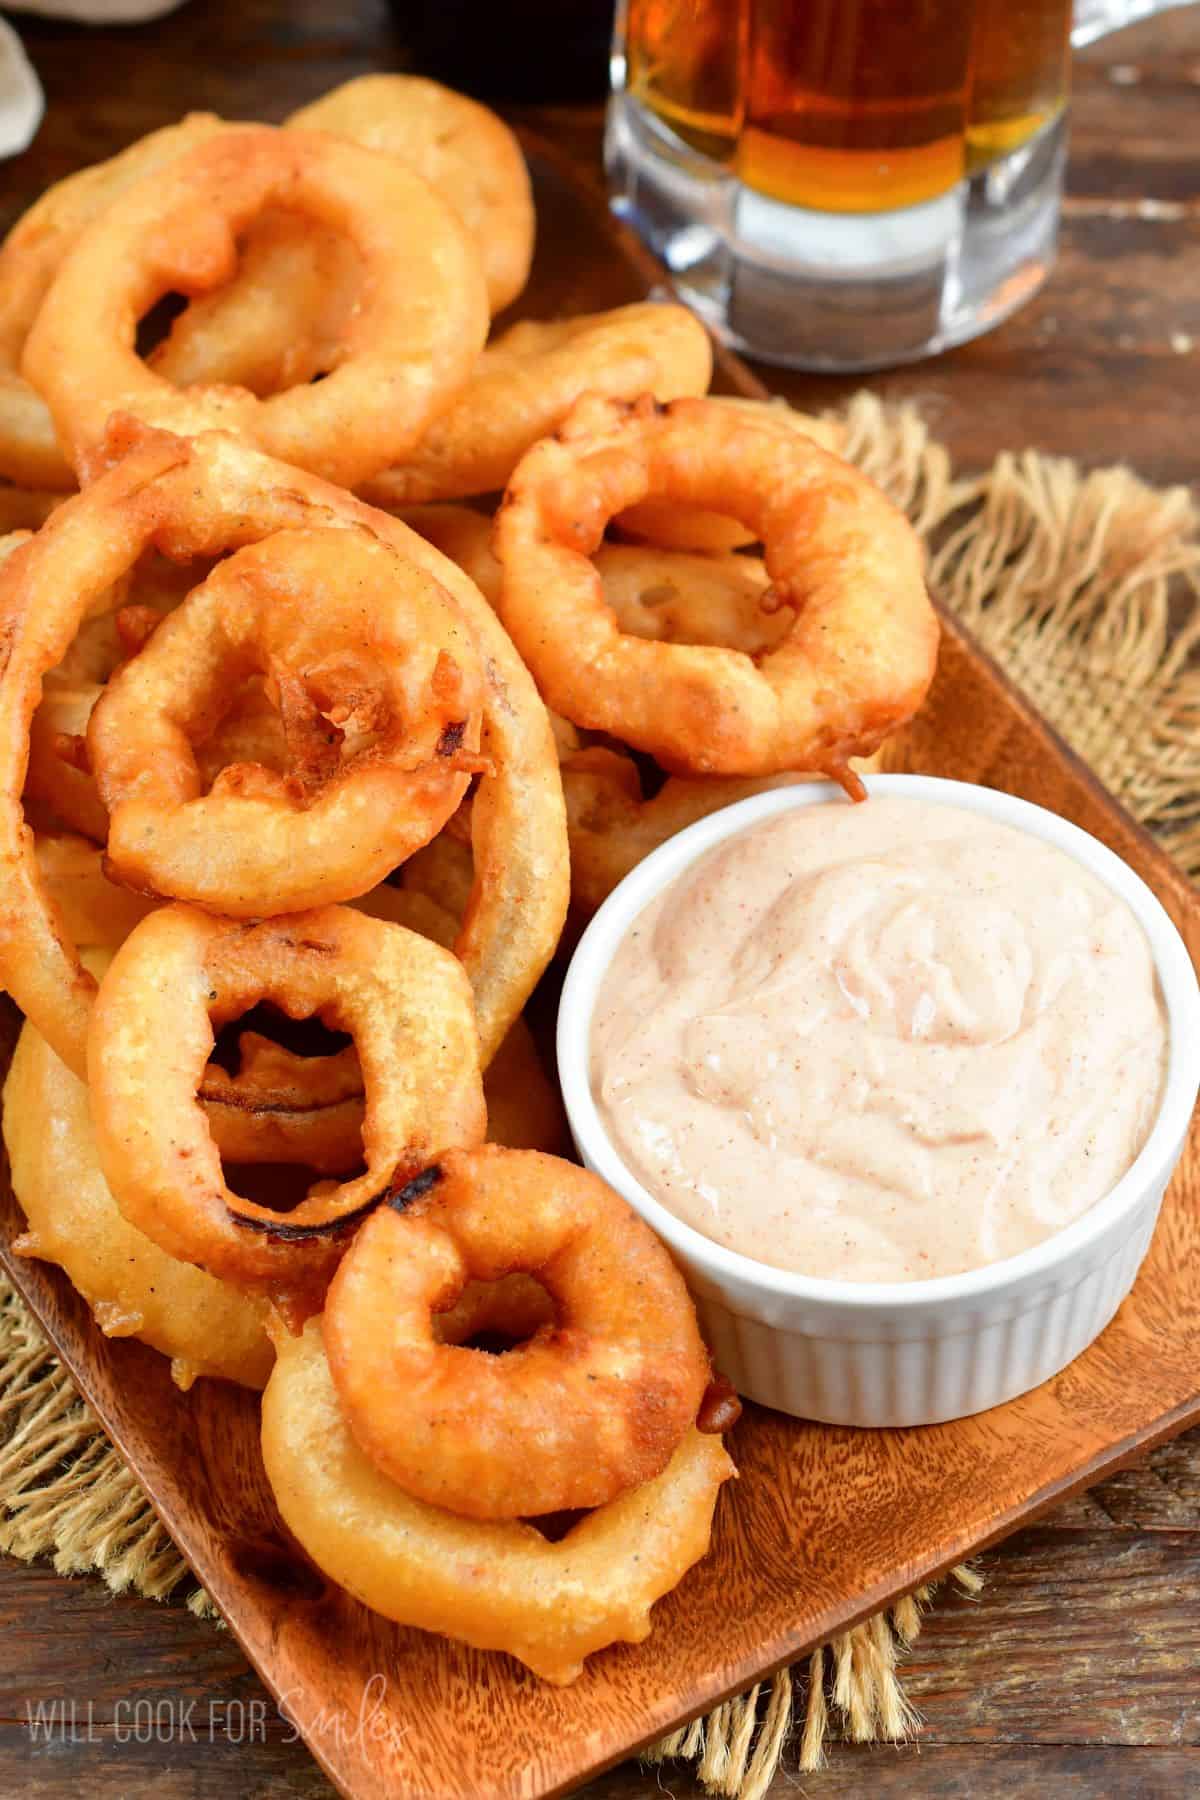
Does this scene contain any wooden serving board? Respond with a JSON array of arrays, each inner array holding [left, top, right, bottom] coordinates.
[[3, 139, 1200, 1800]]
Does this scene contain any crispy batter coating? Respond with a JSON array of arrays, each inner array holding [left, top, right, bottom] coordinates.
[[324, 1147, 711, 1519], [24, 126, 489, 488]]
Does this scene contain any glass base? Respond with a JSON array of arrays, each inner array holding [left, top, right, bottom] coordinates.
[[605, 97, 1066, 372]]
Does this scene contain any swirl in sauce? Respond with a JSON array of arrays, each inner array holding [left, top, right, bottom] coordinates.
[[590, 796, 1167, 1283]]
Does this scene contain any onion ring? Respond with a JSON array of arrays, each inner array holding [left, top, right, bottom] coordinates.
[[154, 78, 534, 393], [361, 303, 712, 508], [87, 903, 486, 1302], [23, 126, 489, 488], [495, 394, 939, 776], [89, 525, 484, 915], [0, 422, 567, 1078], [262, 1314, 733, 1683], [323, 1147, 711, 1519], [5, 1005, 272, 1392], [0, 113, 232, 491]]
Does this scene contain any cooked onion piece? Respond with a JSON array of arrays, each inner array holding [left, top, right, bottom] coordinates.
[[4, 1006, 272, 1392], [25, 552, 206, 844], [0, 424, 567, 1077], [0, 112, 232, 491], [361, 304, 712, 508], [90, 526, 484, 915], [86, 903, 486, 1300], [147, 208, 360, 398], [324, 1147, 711, 1519], [495, 394, 939, 776], [155, 77, 534, 393], [612, 398, 847, 552], [289, 76, 534, 315], [262, 1314, 733, 1684], [23, 126, 489, 488]]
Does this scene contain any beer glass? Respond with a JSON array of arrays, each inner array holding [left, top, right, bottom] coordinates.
[[607, 0, 1194, 369]]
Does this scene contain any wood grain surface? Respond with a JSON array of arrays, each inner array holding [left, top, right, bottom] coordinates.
[[1, 5, 1199, 1799]]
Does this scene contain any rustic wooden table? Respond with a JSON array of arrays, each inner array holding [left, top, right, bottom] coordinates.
[[1, 4, 1198, 1796]]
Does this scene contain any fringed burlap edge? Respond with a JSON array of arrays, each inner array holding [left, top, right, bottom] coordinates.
[[2, 393, 1198, 1795]]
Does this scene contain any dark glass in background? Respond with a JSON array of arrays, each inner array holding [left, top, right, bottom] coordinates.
[[400, 0, 616, 101]]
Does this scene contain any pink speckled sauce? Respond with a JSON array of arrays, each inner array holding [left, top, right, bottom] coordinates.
[[590, 795, 1167, 1283]]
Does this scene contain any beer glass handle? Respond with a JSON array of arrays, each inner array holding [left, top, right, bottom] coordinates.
[[1073, 0, 1197, 47]]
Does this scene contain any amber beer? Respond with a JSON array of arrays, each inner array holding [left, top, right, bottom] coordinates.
[[624, 0, 1073, 212]]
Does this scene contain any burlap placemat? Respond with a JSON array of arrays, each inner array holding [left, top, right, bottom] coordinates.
[[1, 393, 1197, 1797]]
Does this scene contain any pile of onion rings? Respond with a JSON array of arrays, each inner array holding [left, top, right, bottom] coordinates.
[[0, 68, 947, 1684]]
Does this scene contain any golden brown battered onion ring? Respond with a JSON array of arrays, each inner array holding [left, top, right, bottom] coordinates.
[[0, 113, 232, 491], [262, 1314, 733, 1684], [324, 1147, 711, 1520], [23, 126, 489, 488], [87, 903, 486, 1301], [361, 303, 712, 508], [89, 526, 484, 915], [495, 394, 939, 776], [155, 77, 534, 392], [0, 424, 567, 1079], [5, 1005, 272, 1391]]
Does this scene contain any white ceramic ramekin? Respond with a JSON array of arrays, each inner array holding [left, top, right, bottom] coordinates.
[[558, 775, 1200, 1428]]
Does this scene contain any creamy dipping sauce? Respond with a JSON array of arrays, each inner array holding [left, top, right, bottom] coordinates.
[[590, 795, 1168, 1283]]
